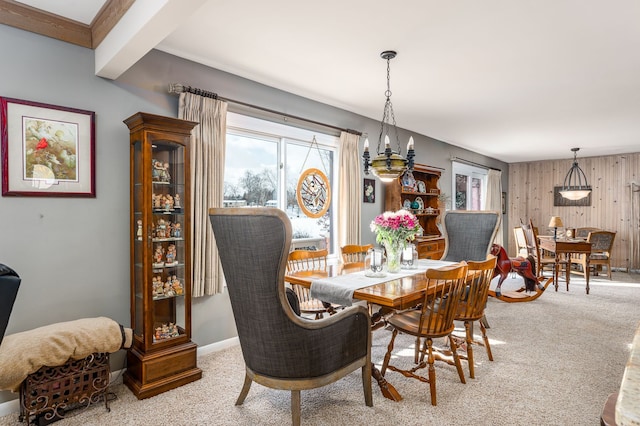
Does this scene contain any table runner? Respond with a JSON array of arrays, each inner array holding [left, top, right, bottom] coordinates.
[[310, 259, 455, 306]]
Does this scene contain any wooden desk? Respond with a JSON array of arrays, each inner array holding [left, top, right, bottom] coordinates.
[[538, 236, 592, 294]]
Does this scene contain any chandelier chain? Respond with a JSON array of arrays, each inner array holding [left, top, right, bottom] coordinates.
[[377, 55, 401, 155]]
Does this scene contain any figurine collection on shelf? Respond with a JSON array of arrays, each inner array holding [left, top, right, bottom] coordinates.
[[152, 159, 171, 183], [152, 243, 181, 267], [153, 193, 182, 211], [151, 219, 182, 240], [153, 322, 180, 341], [152, 275, 184, 299]]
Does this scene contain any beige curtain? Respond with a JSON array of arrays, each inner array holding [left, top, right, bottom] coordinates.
[[178, 92, 228, 296], [486, 169, 504, 247], [338, 131, 362, 246]]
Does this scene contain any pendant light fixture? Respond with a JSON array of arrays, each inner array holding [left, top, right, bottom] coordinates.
[[559, 148, 592, 201], [362, 50, 415, 183]]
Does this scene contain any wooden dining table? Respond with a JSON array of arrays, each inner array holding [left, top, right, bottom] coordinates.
[[285, 260, 458, 402], [537, 236, 592, 294]]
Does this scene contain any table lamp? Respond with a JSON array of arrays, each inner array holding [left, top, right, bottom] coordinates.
[[548, 216, 564, 240]]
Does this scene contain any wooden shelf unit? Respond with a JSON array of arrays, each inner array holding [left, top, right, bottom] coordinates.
[[385, 164, 445, 259], [123, 112, 202, 399]]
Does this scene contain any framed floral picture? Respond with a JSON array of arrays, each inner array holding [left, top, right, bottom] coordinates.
[[1, 97, 95, 197]]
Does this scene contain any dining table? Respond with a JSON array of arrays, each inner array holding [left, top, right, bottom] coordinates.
[[284, 258, 457, 402], [537, 236, 592, 294]]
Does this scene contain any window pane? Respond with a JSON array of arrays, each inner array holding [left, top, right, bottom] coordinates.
[[223, 133, 278, 207], [455, 174, 467, 210], [471, 177, 482, 210]]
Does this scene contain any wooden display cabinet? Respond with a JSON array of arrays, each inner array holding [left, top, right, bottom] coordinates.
[[385, 164, 445, 259], [123, 112, 202, 399]]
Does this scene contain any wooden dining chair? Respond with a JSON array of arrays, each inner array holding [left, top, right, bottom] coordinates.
[[513, 227, 528, 258], [454, 256, 497, 379], [380, 263, 469, 406], [575, 227, 600, 239], [340, 244, 374, 267], [573, 231, 616, 280], [522, 219, 567, 279], [286, 249, 336, 319]]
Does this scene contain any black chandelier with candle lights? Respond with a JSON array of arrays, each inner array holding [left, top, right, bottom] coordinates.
[[362, 51, 415, 183]]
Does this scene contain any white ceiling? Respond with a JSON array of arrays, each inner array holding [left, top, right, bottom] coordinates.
[[15, 0, 640, 163]]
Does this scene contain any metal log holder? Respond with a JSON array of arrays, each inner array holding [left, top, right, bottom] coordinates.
[[19, 353, 111, 425]]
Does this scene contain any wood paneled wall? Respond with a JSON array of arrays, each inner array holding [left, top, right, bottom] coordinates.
[[507, 152, 640, 271]]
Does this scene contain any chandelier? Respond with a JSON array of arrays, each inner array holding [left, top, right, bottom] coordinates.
[[362, 50, 415, 183], [559, 148, 592, 200]]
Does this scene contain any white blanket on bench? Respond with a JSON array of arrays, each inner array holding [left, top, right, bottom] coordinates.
[[0, 317, 133, 392]]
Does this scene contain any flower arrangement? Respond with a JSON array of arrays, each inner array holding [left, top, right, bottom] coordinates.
[[370, 209, 422, 245], [370, 209, 422, 273]]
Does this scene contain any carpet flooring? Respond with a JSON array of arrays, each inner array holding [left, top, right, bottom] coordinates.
[[2, 271, 639, 425]]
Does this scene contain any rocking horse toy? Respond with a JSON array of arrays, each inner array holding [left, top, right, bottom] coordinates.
[[488, 244, 553, 302]]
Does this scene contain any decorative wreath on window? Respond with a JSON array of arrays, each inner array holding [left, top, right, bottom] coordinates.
[[296, 168, 331, 219], [296, 136, 331, 218]]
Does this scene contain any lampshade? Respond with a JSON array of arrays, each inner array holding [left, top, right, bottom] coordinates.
[[559, 148, 592, 200], [548, 216, 564, 228], [363, 51, 415, 183]]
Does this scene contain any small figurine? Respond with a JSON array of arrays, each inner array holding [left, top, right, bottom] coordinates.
[[156, 218, 167, 239], [152, 160, 164, 182], [164, 194, 174, 211], [165, 244, 177, 266], [153, 245, 165, 266], [137, 220, 143, 241], [172, 222, 181, 238], [171, 275, 183, 295], [153, 193, 162, 209], [174, 194, 181, 209], [162, 162, 171, 183]]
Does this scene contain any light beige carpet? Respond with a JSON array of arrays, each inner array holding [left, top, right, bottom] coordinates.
[[2, 271, 639, 426]]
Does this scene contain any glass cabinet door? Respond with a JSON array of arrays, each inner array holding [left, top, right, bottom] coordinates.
[[148, 139, 186, 345]]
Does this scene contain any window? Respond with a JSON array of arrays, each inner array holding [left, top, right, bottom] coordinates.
[[452, 161, 487, 211], [224, 113, 339, 255]]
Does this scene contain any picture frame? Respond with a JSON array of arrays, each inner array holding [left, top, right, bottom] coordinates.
[[363, 178, 375, 203], [502, 191, 507, 214], [1, 97, 95, 197]]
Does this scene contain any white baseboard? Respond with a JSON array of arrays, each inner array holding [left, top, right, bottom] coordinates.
[[0, 337, 240, 418]]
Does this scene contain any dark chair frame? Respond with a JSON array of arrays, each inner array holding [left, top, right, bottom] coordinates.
[[0, 264, 21, 345]]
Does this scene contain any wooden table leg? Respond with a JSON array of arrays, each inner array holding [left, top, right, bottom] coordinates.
[[553, 252, 560, 291], [585, 258, 590, 294], [566, 254, 571, 291], [372, 365, 402, 401]]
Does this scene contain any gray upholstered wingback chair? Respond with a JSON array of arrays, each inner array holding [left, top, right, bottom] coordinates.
[[0, 264, 21, 346], [440, 210, 501, 262], [209, 208, 372, 425]]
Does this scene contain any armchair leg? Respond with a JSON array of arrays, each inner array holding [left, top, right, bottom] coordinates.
[[235, 373, 252, 405], [362, 364, 373, 407], [291, 390, 301, 426]]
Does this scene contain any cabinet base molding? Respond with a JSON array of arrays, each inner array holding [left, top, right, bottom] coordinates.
[[123, 342, 202, 399]]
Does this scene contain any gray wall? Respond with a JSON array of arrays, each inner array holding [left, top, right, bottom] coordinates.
[[0, 24, 508, 404]]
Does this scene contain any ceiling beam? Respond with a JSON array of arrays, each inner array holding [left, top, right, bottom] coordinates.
[[91, 0, 135, 48], [0, 0, 92, 48], [94, 0, 207, 80]]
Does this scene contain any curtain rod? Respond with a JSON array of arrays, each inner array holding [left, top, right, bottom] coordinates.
[[168, 83, 362, 136], [450, 156, 501, 172]]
